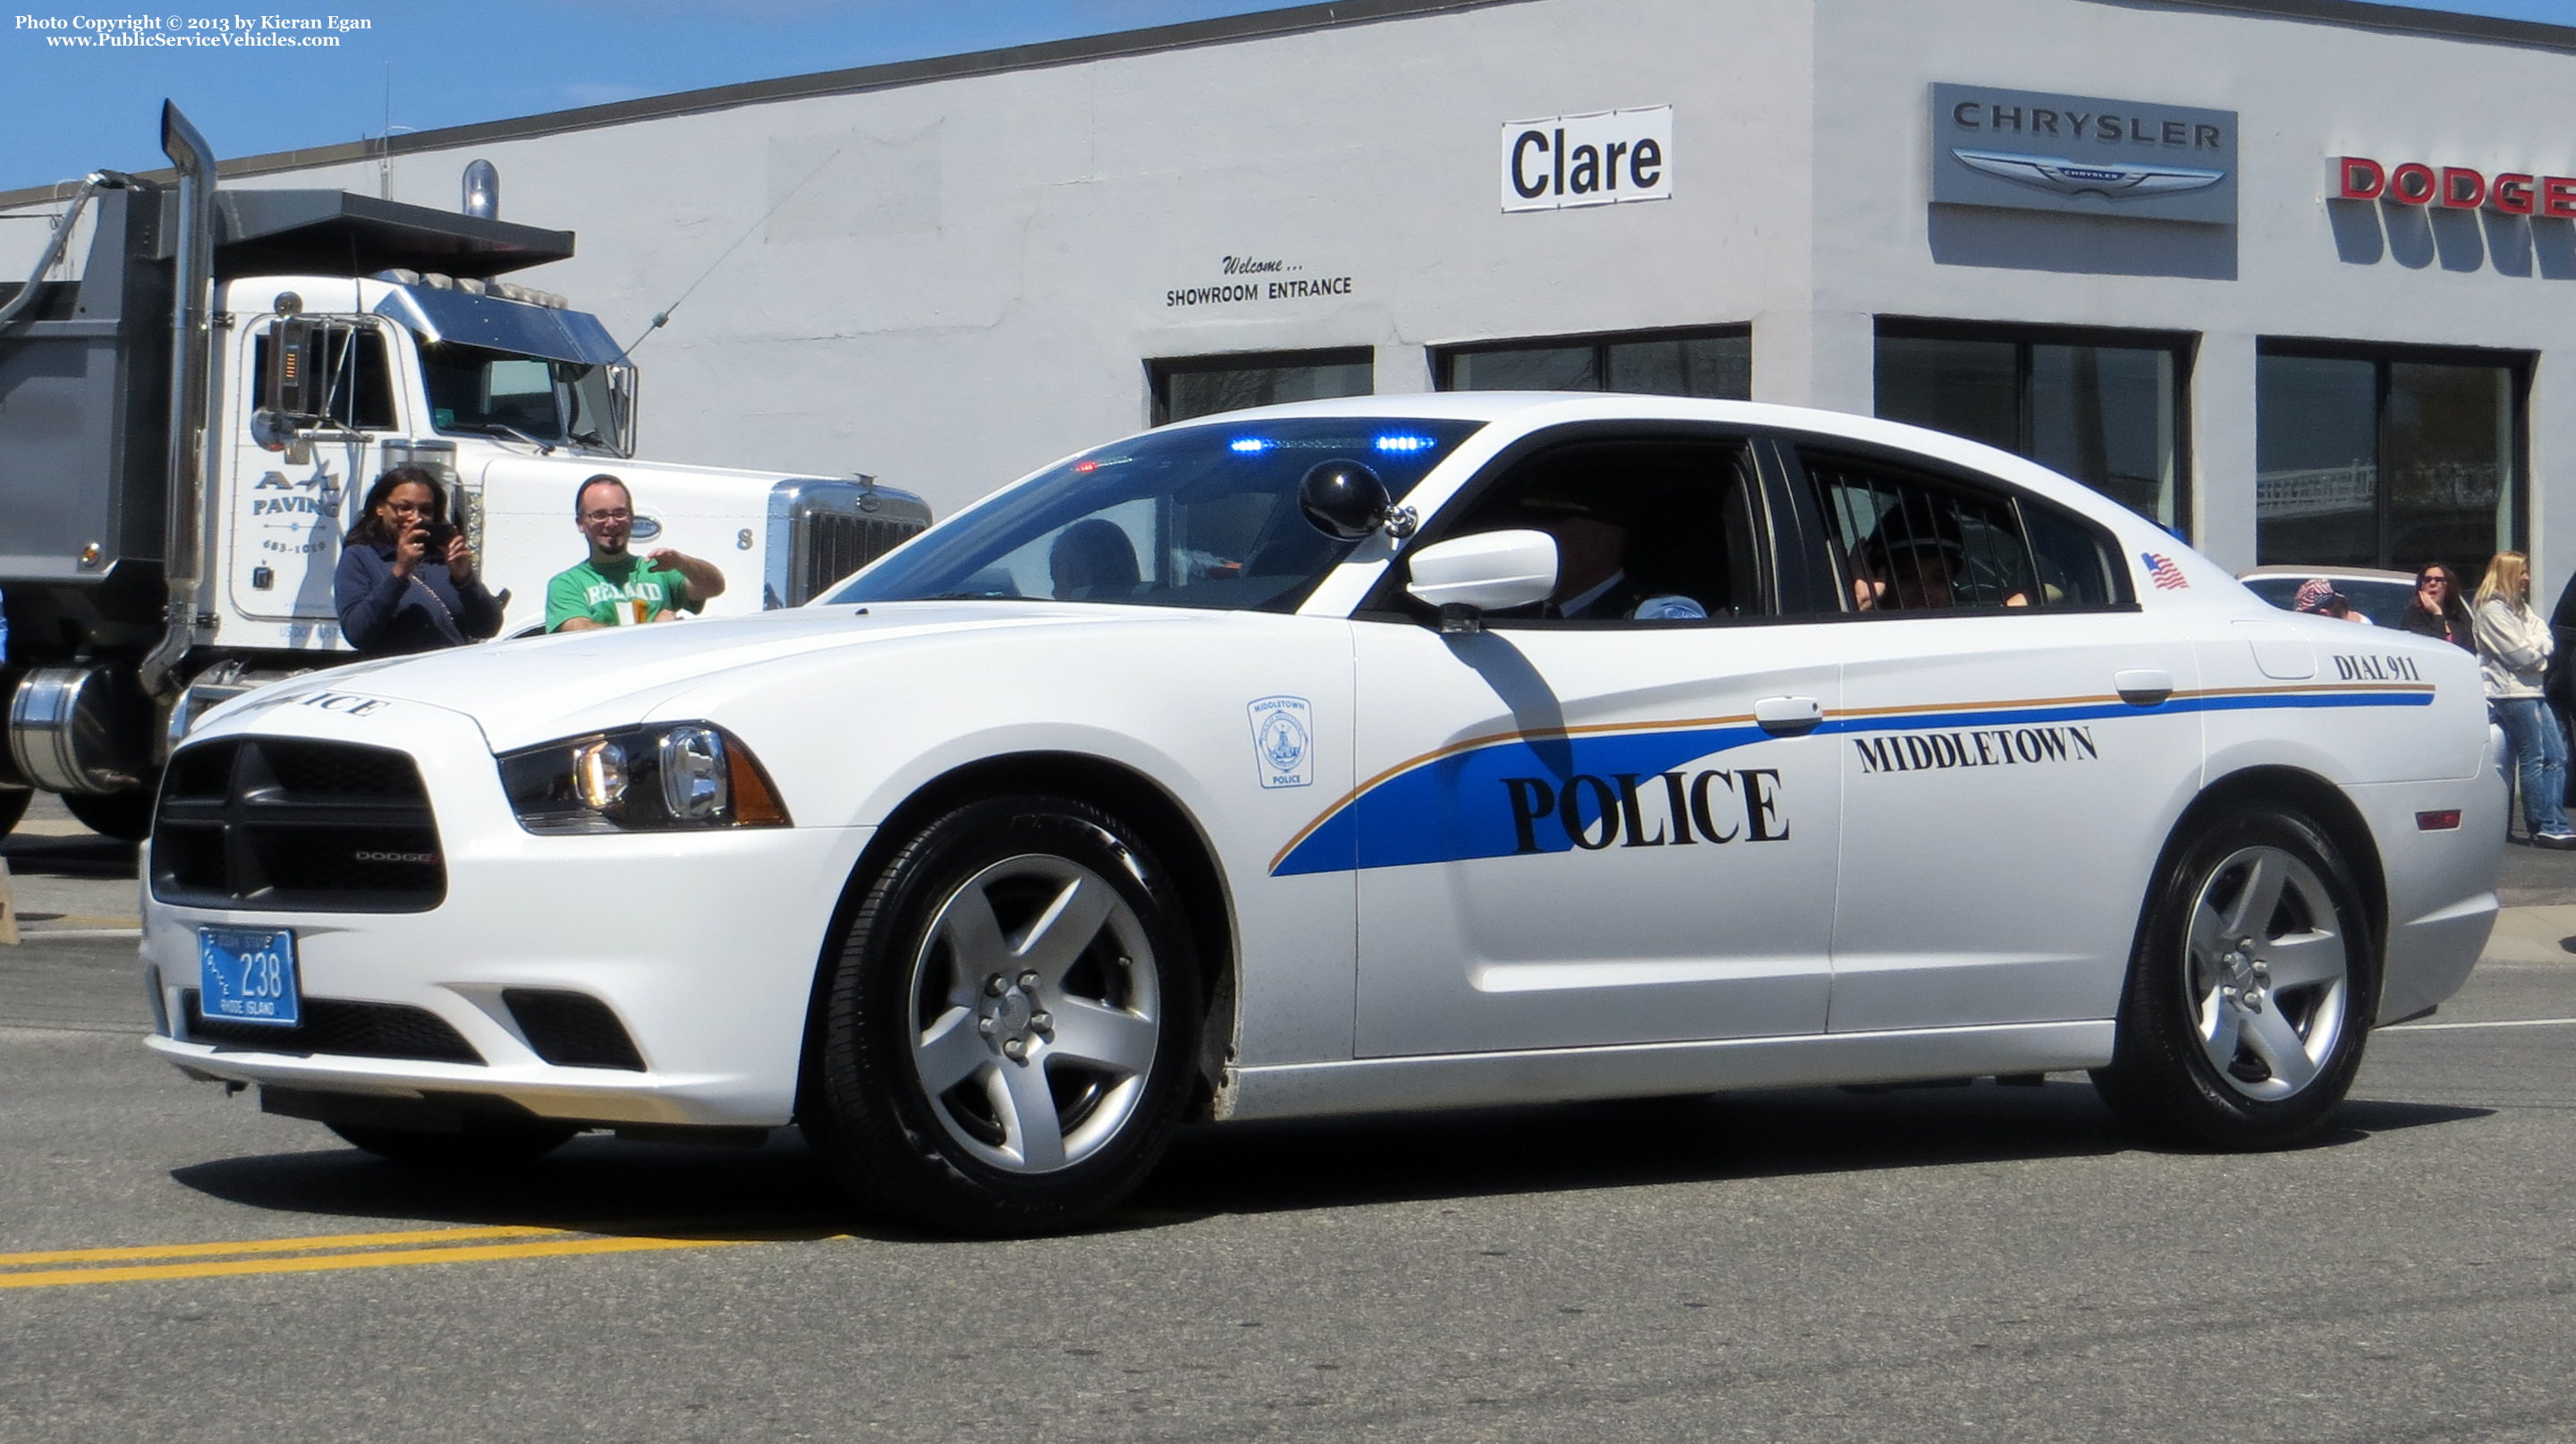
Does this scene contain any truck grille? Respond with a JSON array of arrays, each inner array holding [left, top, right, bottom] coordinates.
[[767, 478, 932, 607], [152, 738, 445, 912], [797, 513, 925, 602]]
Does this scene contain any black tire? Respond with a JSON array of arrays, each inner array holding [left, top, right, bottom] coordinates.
[[2093, 806, 2378, 1150], [0, 787, 30, 840], [802, 795, 1203, 1236], [326, 1118, 580, 1168], [63, 789, 154, 843]]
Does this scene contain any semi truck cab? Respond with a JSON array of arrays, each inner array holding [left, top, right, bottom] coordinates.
[[0, 106, 929, 839]]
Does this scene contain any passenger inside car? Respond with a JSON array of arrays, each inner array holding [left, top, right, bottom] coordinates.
[[1048, 518, 1141, 599], [1828, 473, 2035, 612], [1430, 438, 1759, 623]]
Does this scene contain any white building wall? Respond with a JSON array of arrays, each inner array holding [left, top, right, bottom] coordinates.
[[148, 0, 1820, 513], [8, 0, 2575, 583]]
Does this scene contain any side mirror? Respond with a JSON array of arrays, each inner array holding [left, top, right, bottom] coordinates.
[[607, 363, 640, 457], [1299, 460, 1392, 540], [1404, 529, 1558, 633], [263, 316, 326, 429]]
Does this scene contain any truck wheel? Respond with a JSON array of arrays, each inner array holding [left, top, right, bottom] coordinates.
[[0, 788, 29, 839], [63, 790, 154, 843], [326, 1119, 579, 1168], [2092, 806, 2377, 1150], [803, 795, 1201, 1236]]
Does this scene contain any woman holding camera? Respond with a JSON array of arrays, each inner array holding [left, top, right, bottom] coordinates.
[[333, 464, 504, 658]]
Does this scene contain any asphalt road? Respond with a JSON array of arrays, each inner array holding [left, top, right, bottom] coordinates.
[[4, 800, 2573, 1442]]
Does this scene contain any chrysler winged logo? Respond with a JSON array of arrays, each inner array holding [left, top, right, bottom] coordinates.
[[1950, 148, 2224, 200]]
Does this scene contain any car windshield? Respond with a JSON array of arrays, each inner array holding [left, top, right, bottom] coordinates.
[[828, 418, 1487, 612], [419, 341, 628, 454]]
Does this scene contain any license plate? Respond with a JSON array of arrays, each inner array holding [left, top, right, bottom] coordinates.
[[198, 928, 301, 1028]]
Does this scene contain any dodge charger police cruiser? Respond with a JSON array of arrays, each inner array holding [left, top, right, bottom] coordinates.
[[139, 395, 2505, 1235]]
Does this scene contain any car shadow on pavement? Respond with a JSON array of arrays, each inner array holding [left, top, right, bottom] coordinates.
[[1127, 1082, 2496, 1222], [169, 1133, 944, 1244], [165, 1083, 2492, 1241], [1145, 1083, 2075, 1219]]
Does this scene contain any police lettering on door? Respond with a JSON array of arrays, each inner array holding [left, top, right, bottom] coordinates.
[[1504, 769, 1786, 853]]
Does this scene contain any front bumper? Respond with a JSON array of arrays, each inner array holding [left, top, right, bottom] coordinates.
[[140, 704, 873, 1128]]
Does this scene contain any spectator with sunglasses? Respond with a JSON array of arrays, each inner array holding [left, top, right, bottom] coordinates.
[[2400, 565, 2474, 650], [334, 464, 503, 658]]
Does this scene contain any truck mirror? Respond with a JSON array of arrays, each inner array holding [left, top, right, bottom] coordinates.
[[263, 317, 326, 429], [608, 363, 639, 457]]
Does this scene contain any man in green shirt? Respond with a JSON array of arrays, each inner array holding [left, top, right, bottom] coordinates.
[[547, 474, 729, 632]]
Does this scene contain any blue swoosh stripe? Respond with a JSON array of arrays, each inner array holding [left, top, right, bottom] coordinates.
[[1268, 688, 2431, 878], [1276, 722, 1770, 877]]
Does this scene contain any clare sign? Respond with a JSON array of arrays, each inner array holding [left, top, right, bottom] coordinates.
[[1499, 106, 1672, 213], [1930, 83, 2237, 225]]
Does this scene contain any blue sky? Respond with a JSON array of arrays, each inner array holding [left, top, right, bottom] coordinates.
[[2, 0, 2571, 195]]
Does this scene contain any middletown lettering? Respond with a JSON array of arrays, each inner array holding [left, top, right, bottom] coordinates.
[[1852, 725, 2098, 775]]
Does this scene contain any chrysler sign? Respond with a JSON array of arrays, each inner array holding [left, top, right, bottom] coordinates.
[[1931, 83, 2237, 225]]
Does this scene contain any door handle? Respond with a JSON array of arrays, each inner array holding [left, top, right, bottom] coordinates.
[[1754, 695, 1825, 735], [2115, 668, 2174, 707]]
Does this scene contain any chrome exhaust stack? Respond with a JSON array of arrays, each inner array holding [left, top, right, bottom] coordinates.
[[139, 101, 219, 701]]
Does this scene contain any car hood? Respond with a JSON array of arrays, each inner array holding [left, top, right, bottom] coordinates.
[[236, 602, 1179, 752]]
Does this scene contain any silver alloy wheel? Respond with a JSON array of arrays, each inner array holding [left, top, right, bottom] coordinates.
[[905, 853, 1162, 1173], [2183, 843, 2350, 1102]]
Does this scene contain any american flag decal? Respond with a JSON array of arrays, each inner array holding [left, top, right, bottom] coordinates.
[[2143, 553, 2189, 590]]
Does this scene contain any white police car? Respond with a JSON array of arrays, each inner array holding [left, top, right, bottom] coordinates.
[[141, 395, 2504, 1234]]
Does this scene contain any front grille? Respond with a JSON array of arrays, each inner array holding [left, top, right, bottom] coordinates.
[[504, 989, 646, 1071], [181, 990, 483, 1064], [153, 738, 445, 912], [795, 511, 924, 603]]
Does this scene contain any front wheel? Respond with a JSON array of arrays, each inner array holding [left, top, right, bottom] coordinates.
[[2093, 806, 2378, 1149], [802, 795, 1202, 1236]]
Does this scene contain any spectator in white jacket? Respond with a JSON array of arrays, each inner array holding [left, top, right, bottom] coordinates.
[[2473, 550, 2576, 848]]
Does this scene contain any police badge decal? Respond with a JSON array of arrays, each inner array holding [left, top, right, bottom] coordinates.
[[1247, 695, 1313, 789]]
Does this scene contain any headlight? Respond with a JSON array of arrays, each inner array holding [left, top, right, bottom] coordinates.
[[500, 722, 791, 834]]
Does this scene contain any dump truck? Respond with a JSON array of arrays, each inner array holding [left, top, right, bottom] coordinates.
[[0, 105, 929, 838]]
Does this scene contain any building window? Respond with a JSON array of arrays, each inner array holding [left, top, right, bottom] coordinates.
[[1874, 320, 2190, 536], [1149, 348, 1373, 425], [2256, 343, 2524, 585], [1436, 327, 1750, 399]]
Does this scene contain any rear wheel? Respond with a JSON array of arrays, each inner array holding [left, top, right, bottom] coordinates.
[[326, 1118, 580, 1168], [2093, 806, 2377, 1149], [63, 789, 154, 843], [802, 795, 1201, 1236], [0, 787, 30, 840]]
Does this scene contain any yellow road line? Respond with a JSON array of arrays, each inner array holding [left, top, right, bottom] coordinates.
[[0, 1225, 565, 1268], [0, 1233, 750, 1290]]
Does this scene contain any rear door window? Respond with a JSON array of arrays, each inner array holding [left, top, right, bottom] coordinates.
[[1799, 449, 2131, 613]]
